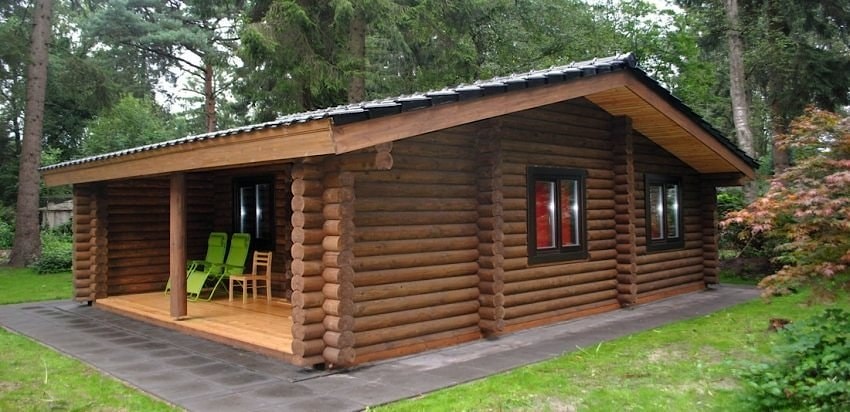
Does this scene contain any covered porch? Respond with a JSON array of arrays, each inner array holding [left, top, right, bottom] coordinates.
[[97, 292, 296, 360]]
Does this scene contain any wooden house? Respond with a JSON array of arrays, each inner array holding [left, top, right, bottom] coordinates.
[[41, 53, 756, 368]]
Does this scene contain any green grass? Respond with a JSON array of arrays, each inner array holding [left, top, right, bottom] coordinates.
[[0, 266, 72, 304], [376, 289, 850, 412], [0, 266, 177, 411]]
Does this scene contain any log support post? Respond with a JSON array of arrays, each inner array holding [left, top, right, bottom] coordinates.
[[290, 163, 327, 366], [612, 116, 637, 306], [701, 183, 718, 285], [321, 165, 356, 367], [476, 122, 504, 334], [169, 173, 187, 319]]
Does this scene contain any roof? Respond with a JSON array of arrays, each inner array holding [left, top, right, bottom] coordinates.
[[41, 52, 757, 184]]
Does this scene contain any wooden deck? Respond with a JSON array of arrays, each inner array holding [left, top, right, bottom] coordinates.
[[96, 293, 295, 360]]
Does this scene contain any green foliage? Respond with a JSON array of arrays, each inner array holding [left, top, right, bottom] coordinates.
[[723, 109, 850, 296], [82, 95, 172, 156], [0, 266, 70, 304], [0, 219, 12, 249], [741, 308, 850, 411], [30, 228, 72, 274]]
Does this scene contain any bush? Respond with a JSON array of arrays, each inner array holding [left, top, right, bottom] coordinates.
[[31, 229, 72, 274], [741, 308, 850, 411], [0, 219, 12, 249]]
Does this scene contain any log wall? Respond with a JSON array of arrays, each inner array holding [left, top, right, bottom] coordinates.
[[348, 130, 483, 364], [612, 117, 638, 306], [476, 124, 506, 334], [701, 184, 718, 284], [289, 163, 326, 366], [72, 184, 106, 302], [498, 99, 621, 331], [632, 133, 706, 303]]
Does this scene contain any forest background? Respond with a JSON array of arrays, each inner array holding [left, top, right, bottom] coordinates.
[[2, 0, 850, 286]]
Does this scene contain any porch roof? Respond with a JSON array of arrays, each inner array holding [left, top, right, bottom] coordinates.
[[42, 52, 757, 187]]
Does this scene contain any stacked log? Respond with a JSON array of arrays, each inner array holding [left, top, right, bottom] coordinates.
[[612, 116, 637, 306], [105, 178, 172, 295], [72, 185, 94, 302], [701, 183, 718, 284], [499, 99, 620, 331], [90, 186, 108, 299], [289, 163, 326, 366], [633, 133, 706, 302], [349, 131, 482, 364], [476, 126, 505, 334], [320, 169, 356, 367], [274, 170, 293, 297]]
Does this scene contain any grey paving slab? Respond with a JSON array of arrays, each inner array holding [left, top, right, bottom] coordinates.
[[0, 285, 759, 411]]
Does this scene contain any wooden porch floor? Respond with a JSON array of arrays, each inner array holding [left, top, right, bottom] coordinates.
[[96, 292, 294, 359]]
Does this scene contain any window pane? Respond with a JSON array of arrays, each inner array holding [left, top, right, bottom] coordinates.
[[239, 186, 256, 236], [559, 179, 579, 247], [534, 181, 556, 250], [665, 184, 679, 238], [649, 184, 664, 240], [256, 183, 272, 240]]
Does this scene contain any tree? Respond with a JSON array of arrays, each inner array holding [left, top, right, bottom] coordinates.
[[86, 0, 243, 133], [723, 108, 850, 296], [81, 95, 172, 156], [724, 0, 754, 158], [9, 0, 52, 266]]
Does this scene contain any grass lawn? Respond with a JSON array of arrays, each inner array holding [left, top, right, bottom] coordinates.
[[377, 287, 850, 411], [0, 266, 176, 411]]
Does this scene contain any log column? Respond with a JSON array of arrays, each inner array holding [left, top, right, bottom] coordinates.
[[701, 183, 718, 284], [290, 163, 326, 366], [612, 116, 637, 306], [169, 173, 187, 319], [476, 128, 504, 333], [89, 185, 108, 300], [321, 168, 356, 367], [72, 184, 94, 302]]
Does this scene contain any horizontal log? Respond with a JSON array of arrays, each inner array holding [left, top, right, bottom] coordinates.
[[354, 236, 478, 258], [292, 307, 325, 324], [355, 197, 477, 213], [355, 210, 477, 227], [291, 164, 323, 180], [323, 266, 354, 284], [323, 203, 353, 221], [637, 265, 704, 284], [322, 283, 354, 301], [354, 287, 479, 316], [324, 330, 355, 348], [354, 262, 479, 287], [505, 279, 618, 307], [504, 289, 618, 320], [355, 168, 474, 185], [291, 275, 325, 292], [291, 259, 323, 277], [354, 274, 480, 302], [637, 257, 703, 275], [637, 273, 705, 294], [291, 178, 324, 196], [390, 154, 477, 173], [291, 195, 323, 213], [322, 251, 354, 268], [504, 268, 617, 297], [291, 338, 325, 357], [291, 290, 325, 308], [291, 322, 325, 340], [357, 182, 477, 199], [292, 227, 325, 245], [353, 249, 479, 272], [353, 313, 480, 348], [504, 259, 617, 283], [353, 300, 480, 332], [291, 211, 324, 229], [479, 305, 505, 320], [351, 326, 481, 363], [356, 224, 478, 242], [291, 243, 324, 261], [323, 346, 355, 367], [322, 219, 354, 237], [322, 187, 355, 204], [323, 315, 355, 333]]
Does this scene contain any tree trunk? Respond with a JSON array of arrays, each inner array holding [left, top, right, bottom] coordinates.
[[204, 62, 216, 133], [725, 0, 758, 200], [771, 102, 790, 174], [347, 10, 366, 103], [9, 0, 52, 267]]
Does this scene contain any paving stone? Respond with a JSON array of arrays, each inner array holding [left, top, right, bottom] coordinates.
[[209, 370, 273, 387], [263, 395, 364, 412], [239, 381, 315, 400], [169, 355, 216, 367]]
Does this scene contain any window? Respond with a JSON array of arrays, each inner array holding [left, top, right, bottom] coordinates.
[[233, 177, 275, 251], [646, 175, 683, 251], [527, 167, 587, 263]]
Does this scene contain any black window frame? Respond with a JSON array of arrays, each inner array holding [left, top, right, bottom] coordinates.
[[645, 174, 684, 251], [526, 166, 588, 264], [232, 176, 275, 252]]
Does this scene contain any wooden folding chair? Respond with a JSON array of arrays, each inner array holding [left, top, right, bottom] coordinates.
[[228, 251, 273, 303]]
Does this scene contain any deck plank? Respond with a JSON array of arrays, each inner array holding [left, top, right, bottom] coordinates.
[[96, 292, 294, 355]]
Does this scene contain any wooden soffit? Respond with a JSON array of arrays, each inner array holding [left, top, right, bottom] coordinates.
[[42, 119, 334, 186]]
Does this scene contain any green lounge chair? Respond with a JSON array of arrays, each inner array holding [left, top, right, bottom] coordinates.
[[187, 233, 251, 301], [165, 232, 228, 294]]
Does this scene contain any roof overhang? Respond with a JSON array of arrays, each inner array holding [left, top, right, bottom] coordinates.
[[42, 65, 756, 187]]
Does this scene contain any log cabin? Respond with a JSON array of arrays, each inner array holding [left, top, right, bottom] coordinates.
[[41, 53, 756, 368]]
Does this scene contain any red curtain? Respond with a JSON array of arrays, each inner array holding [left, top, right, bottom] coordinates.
[[535, 181, 554, 249]]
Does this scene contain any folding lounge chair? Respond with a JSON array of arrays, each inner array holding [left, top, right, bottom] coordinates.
[[186, 233, 251, 301], [165, 232, 228, 294]]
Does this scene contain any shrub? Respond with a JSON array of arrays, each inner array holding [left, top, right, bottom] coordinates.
[[741, 308, 850, 411], [32, 229, 72, 274], [0, 219, 12, 249]]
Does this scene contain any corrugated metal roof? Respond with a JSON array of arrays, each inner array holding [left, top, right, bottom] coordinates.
[[41, 53, 756, 171]]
